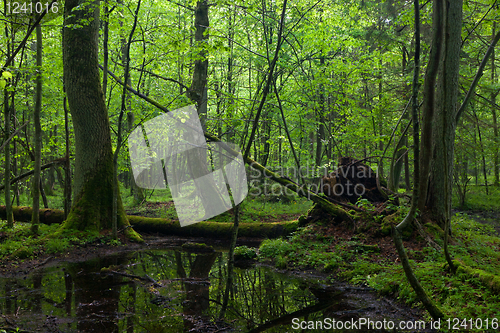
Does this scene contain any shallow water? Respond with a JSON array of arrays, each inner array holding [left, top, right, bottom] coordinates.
[[0, 246, 429, 332]]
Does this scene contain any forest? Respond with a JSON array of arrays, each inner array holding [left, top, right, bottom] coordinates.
[[1, 0, 500, 332]]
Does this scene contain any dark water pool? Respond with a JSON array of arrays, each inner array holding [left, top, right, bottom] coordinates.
[[0, 246, 428, 332]]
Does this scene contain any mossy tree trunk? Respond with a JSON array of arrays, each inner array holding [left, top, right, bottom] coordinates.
[[61, 0, 141, 241], [3, 90, 14, 227], [31, 20, 43, 234]]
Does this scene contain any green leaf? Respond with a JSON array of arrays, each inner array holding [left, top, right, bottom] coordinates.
[[1, 71, 12, 80], [0, 79, 6, 89]]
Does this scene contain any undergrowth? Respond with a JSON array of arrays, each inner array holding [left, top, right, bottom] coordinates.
[[125, 193, 312, 223], [0, 221, 107, 261], [258, 213, 500, 329]]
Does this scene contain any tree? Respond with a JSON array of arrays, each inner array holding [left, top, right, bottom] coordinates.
[[31, 16, 43, 234], [60, 0, 141, 241], [419, 0, 500, 228], [418, 0, 462, 229]]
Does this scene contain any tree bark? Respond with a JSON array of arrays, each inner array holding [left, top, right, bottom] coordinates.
[[112, 0, 141, 240], [3, 90, 14, 227], [420, 0, 463, 230], [417, 0, 443, 214], [393, 0, 444, 319], [31, 21, 42, 233], [61, 0, 141, 241], [188, 0, 209, 111], [63, 92, 72, 219], [185, 0, 230, 218], [491, 23, 499, 187]]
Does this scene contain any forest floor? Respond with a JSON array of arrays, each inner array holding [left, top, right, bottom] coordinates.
[[256, 186, 500, 328], [0, 185, 499, 331]]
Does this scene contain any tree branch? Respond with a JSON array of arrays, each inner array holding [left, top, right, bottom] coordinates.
[[0, 121, 28, 152], [456, 29, 500, 122], [0, 158, 66, 191], [2, 0, 57, 69]]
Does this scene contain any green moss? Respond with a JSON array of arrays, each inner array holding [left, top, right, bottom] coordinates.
[[128, 216, 297, 239], [11, 246, 33, 259], [46, 238, 70, 254], [377, 212, 413, 238], [298, 215, 307, 227], [349, 243, 380, 253], [425, 222, 444, 239], [454, 260, 500, 294], [379, 212, 398, 236], [340, 259, 383, 281], [58, 154, 142, 242]]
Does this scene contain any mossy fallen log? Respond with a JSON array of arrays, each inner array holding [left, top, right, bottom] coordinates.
[[0, 206, 65, 225], [0, 206, 297, 239], [451, 260, 500, 294], [128, 215, 297, 239]]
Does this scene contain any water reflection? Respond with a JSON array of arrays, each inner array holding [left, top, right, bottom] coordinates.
[[0, 247, 414, 332]]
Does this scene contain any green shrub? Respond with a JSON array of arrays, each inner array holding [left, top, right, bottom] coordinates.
[[12, 246, 33, 259], [259, 238, 293, 258], [46, 238, 70, 254], [234, 246, 257, 260], [275, 255, 288, 269]]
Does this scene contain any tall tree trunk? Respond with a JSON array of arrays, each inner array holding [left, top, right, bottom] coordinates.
[[113, 0, 142, 239], [492, 23, 499, 187], [3, 91, 13, 227], [102, 0, 109, 98], [3, 12, 14, 227], [424, 0, 463, 229], [402, 46, 411, 191], [61, 0, 141, 241], [188, 0, 209, 111], [184, 0, 229, 217], [473, 108, 489, 194], [316, 55, 325, 167], [418, 0, 443, 213], [393, 0, 444, 319], [63, 92, 71, 219], [31, 21, 42, 233]]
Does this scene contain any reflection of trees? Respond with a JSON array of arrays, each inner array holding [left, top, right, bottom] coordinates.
[[217, 266, 323, 329], [178, 251, 218, 330], [3, 278, 15, 315], [0, 249, 340, 332], [31, 272, 43, 313], [68, 256, 127, 333]]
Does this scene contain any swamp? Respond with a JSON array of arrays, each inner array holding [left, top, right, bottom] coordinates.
[[1, 0, 500, 332]]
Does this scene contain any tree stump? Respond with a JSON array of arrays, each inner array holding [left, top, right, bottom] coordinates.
[[321, 157, 386, 204]]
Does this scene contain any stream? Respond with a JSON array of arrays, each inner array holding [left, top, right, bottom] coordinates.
[[0, 243, 431, 332]]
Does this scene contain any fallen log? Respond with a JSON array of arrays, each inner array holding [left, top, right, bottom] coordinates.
[[0, 206, 65, 225], [0, 206, 298, 239]]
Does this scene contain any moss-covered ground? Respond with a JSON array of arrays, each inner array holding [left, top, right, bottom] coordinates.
[[2, 179, 500, 329], [257, 206, 500, 328]]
